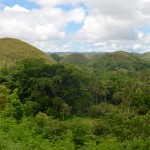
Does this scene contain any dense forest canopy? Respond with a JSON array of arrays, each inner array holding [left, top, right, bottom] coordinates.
[[0, 39, 150, 149]]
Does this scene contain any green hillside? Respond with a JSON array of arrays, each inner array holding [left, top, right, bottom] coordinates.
[[62, 53, 89, 64], [0, 38, 55, 68], [92, 51, 150, 71], [142, 52, 150, 61], [0, 50, 149, 149]]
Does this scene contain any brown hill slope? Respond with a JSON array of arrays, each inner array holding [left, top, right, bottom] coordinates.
[[0, 38, 55, 68]]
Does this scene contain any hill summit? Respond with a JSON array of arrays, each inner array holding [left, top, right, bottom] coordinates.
[[62, 53, 89, 64], [142, 52, 150, 61], [0, 38, 55, 68], [92, 51, 150, 71]]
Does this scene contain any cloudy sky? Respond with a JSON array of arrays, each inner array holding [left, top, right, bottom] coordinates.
[[0, 0, 150, 53]]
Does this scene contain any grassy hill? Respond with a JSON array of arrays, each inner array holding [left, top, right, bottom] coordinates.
[[92, 51, 150, 71], [0, 38, 55, 68], [142, 52, 150, 61], [62, 53, 89, 64]]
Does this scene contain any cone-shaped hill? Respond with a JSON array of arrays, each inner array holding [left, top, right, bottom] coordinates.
[[142, 52, 150, 61], [0, 38, 55, 67], [92, 51, 150, 71], [62, 53, 89, 64]]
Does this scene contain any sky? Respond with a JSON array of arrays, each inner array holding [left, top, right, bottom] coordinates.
[[0, 0, 150, 53]]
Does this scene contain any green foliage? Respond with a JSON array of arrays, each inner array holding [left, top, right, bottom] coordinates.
[[88, 103, 116, 118], [0, 49, 149, 149], [123, 138, 150, 150], [142, 52, 150, 62], [62, 53, 89, 64], [96, 138, 122, 150], [9, 59, 92, 116], [8, 89, 24, 121], [92, 51, 150, 72], [0, 108, 149, 149], [0, 84, 9, 109], [11, 99, 24, 121], [24, 101, 39, 116], [50, 53, 63, 62]]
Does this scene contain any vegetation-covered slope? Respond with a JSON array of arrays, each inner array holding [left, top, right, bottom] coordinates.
[[0, 38, 55, 68], [0, 38, 150, 149], [142, 52, 150, 61], [0, 58, 149, 149], [92, 51, 150, 71], [62, 53, 89, 64]]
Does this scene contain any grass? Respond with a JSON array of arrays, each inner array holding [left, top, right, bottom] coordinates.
[[142, 52, 150, 61], [0, 38, 55, 68]]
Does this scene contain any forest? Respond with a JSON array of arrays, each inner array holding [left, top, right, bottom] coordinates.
[[0, 50, 150, 149]]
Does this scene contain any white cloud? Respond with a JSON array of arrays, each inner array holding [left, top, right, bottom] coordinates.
[[29, 0, 81, 7], [74, 15, 138, 41], [70, 0, 150, 53], [0, 0, 150, 52], [0, 4, 85, 42], [133, 44, 141, 50], [35, 24, 65, 40], [4, 5, 30, 13], [93, 43, 103, 47], [68, 7, 85, 23], [142, 34, 150, 44], [84, 0, 138, 19], [74, 0, 150, 42]]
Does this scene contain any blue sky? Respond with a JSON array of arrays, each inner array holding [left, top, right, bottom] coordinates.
[[0, 0, 86, 34], [0, 0, 150, 53], [0, 0, 38, 9]]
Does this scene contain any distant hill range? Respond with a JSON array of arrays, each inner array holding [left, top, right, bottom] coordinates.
[[91, 51, 150, 71], [0, 38, 149, 70], [0, 38, 55, 68], [62, 53, 89, 64]]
